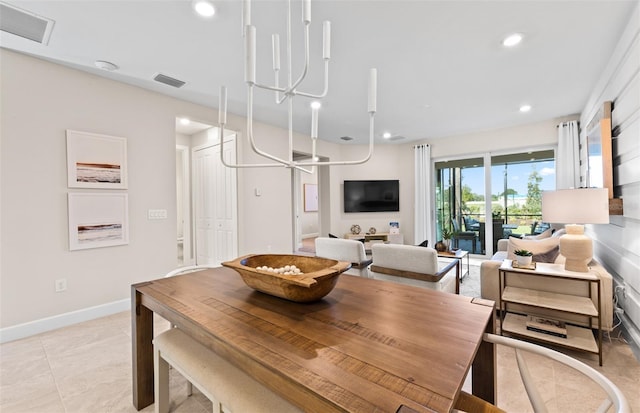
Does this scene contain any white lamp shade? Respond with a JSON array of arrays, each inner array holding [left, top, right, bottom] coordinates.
[[542, 188, 609, 224]]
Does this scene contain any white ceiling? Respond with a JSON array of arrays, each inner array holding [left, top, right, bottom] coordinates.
[[1, 0, 636, 143]]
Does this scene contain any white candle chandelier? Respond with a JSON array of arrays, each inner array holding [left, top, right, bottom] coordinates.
[[218, 0, 378, 172]]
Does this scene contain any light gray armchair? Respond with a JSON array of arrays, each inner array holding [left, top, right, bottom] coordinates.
[[368, 243, 459, 293], [314, 237, 372, 277]]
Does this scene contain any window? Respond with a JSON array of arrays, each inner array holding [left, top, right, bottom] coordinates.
[[435, 150, 555, 255]]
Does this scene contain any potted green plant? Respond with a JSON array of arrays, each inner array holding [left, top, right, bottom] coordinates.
[[514, 249, 533, 266], [441, 228, 453, 251]]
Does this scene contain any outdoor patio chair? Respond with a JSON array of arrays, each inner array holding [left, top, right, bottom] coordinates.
[[452, 219, 478, 254]]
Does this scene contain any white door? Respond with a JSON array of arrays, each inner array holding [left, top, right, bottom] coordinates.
[[193, 135, 237, 266]]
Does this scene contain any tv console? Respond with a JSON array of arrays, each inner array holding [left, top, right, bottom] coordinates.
[[345, 232, 404, 245]]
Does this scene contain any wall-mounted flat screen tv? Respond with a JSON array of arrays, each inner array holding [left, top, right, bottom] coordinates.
[[344, 180, 399, 213]]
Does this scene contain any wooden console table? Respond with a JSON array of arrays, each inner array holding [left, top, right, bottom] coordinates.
[[345, 232, 404, 245], [498, 260, 602, 365], [132, 267, 496, 412]]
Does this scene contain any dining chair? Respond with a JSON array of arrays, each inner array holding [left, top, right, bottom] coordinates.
[[164, 264, 218, 278], [466, 333, 631, 413], [163, 264, 219, 397]]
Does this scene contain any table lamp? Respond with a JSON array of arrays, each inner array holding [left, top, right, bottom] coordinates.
[[541, 188, 609, 272]]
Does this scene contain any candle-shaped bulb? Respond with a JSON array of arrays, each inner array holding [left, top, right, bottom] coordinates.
[[303, 0, 311, 23], [272, 34, 280, 71], [245, 25, 256, 84], [311, 106, 319, 139], [322, 21, 331, 60], [242, 0, 251, 34], [368, 68, 377, 113], [219, 86, 227, 124]]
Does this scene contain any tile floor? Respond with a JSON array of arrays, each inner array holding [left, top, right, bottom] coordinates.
[[1, 272, 639, 412]]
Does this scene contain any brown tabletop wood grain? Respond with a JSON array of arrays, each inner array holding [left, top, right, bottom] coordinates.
[[132, 267, 495, 412]]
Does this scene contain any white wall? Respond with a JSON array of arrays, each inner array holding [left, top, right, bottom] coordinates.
[[1, 50, 178, 329], [0, 49, 342, 338], [580, 2, 640, 351], [329, 144, 410, 240]]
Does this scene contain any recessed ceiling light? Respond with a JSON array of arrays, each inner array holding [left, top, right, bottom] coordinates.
[[94, 60, 118, 71], [502, 33, 523, 47], [193, 0, 215, 17], [310, 101, 321, 109], [383, 132, 391, 139], [520, 104, 532, 113], [180, 118, 191, 125]]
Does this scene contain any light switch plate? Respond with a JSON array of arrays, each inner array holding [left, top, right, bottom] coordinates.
[[148, 209, 168, 220]]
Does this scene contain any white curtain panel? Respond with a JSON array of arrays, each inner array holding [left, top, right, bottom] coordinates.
[[414, 144, 432, 245], [556, 120, 580, 189]]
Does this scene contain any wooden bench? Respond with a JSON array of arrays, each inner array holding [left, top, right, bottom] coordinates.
[[153, 328, 302, 413]]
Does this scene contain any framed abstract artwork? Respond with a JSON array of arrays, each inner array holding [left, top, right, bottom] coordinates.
[[68, 192, 129, 250], [66, 130, 127, 189]]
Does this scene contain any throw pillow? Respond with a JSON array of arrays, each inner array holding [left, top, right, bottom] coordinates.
[[532, 246, 560, 263], [507, 237, 561, 263], [523, 228, 553, 240]]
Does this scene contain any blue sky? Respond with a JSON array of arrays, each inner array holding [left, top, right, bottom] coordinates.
[[461, 161, 556, 197]]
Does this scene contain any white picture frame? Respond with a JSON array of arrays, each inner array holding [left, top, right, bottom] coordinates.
[[66, 130, 128, 189], [68, 192, 129, 250]]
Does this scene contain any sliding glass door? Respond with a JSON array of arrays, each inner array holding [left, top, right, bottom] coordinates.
[[490, 150, 555, 249], [435, 150, 555, 256], [435, 157, 484, 254]]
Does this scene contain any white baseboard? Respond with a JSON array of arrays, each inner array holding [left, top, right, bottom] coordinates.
[[0, 298, 130, 344]]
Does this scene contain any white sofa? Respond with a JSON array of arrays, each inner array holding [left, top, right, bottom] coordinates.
[[368, 243, 458, 293], [480, 237, 613, 330]]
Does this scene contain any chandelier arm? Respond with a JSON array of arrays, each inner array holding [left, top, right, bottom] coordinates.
[[274, 68, 281, 102], [254, 83, 287, 94], [288, 22, 311, 95], [218, 124, 291, 169], [245, 85, 314, 174], [294, 60, 330, 99], [288, 90, 294, 164], [291, 113, 375, 167], [276, 21, 311, 105], [216, 86, 311, 172]]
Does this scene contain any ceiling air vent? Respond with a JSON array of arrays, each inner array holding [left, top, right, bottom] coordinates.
[[340, 136, 353, 141], [0, 2, 55, 44], [387, 135, 406, 141], [153, 73, 186, 88]]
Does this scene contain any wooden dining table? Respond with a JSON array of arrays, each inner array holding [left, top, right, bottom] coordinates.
[[132, 267, 496, 413]]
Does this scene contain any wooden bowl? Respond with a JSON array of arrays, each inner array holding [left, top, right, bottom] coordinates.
[[222, 254, 351, 302]]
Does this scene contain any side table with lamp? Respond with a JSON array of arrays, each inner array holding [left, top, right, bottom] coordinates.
[[541, 188, 610, 273], [496, 188, 610, 365]]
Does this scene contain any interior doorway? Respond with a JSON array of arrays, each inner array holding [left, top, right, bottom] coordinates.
[[176, 145, 191, 266], [292, 153, 319, 252], [292, 152, 329, 254], [192, 131, 238, 266], [175, 118, 239, 267]]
